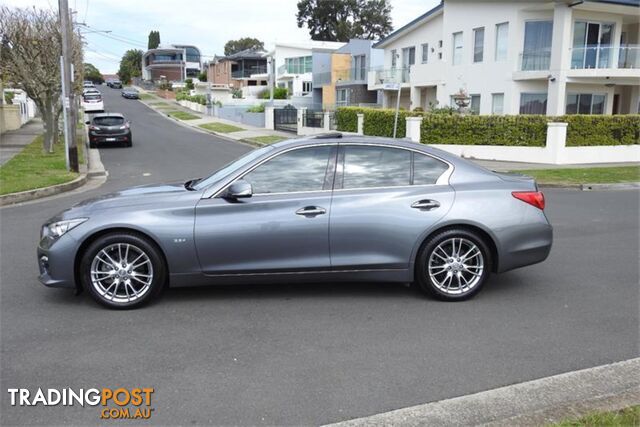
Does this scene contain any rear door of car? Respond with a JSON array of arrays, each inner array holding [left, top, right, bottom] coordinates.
[[329, 143, 455, 271], [194, 144, 338, 274]]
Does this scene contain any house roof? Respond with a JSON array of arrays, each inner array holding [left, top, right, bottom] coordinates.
[[223, 48, 267, 61], [373, 2, 443, 48]]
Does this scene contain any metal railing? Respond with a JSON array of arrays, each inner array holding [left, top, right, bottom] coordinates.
[[302, 110, 325, 128], [519, 49, 552, 71], [570, 45, 640, 69], [231, 65, 267, 78]]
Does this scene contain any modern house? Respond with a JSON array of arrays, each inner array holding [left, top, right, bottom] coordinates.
[[207, 48, 268, 94], [312, 39, 384, 109], [142, 44, 202, 82], [264, 41, 346, 98], [369, 0, 639, 115]]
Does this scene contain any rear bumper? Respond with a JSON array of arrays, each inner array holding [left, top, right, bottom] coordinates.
[[89, 132, 131, 144], [496, 222, 553, 273]]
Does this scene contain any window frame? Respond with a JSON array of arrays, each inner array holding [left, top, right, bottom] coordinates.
[[473, 27, 485, 63], [519, 92, 548, 114], [470, 94, 481, 115], [452, 31, 464, 65], [495, 22, 509, 61], [492, 93, 505, 115], [421, 43, 429, 64], [566, 92, 607, 114], [334, 144, 453, 191]]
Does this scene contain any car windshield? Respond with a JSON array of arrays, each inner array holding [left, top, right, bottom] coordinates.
[[192, 145, 275, 191], [93, 116, 124, 126]]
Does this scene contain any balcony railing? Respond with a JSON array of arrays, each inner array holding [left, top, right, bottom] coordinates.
[[519, 48, 551, 71], [571, 45, 640, 69], [231, 65, 267, 79], [372, 68, 410, 85]]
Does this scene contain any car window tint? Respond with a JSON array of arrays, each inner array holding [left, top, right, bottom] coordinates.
[[413, 153, 449, 185], [342, 146, 410, 189], [93, 117, 124, 126], [243, 146, 331, 194], [84, 94, 101, 100]]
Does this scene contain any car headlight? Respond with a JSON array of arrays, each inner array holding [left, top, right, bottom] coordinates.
[[42, 218, 88, 239]]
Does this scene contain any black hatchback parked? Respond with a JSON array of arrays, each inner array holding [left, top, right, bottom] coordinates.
[[86, 113, 132, 148]]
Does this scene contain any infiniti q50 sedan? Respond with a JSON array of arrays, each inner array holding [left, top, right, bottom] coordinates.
[[38, 135, 552, 309]]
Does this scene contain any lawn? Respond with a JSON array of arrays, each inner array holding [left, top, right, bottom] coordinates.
[[515, 166, 640, 185], [167, 111, 200, 121], [551, 405, 639, 426], [0, 135, 80, 196], [139, 93, 157, 100], [245, 135, 286, 145], [198, 122, 244, 133]]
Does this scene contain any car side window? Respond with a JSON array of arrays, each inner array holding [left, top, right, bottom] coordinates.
[[341, 146, 410, 189], [242, 146, 333, 194], [413, 153, 449, 185]]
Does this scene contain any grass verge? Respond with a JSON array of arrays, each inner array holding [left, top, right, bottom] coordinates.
[[0, 135, 81, 196], [167, 111, 200, 121], [139, 93, 157, 100], [199, 122, 244, 133], [515, 166, 640, 185], [244, 135, 286, 145], [550, 405, 639, 426]]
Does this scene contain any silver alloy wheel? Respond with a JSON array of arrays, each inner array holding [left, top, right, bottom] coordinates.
[[90, 243, 153, 303], [428, 237, 484, 295]]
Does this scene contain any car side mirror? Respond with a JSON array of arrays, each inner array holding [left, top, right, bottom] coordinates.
[[225, 180, 252, 199], [85, 120, 90, 125]]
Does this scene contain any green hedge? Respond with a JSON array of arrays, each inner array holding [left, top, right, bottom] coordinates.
[[335, 107, 640, 147], [561, 115, 639, 146], [421, 115, 548, 146], [175, 91, 207, 105]]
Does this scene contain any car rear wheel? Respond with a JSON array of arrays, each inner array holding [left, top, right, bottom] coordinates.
[[80, 233, 166, 309], [415, 229, 491, 301]]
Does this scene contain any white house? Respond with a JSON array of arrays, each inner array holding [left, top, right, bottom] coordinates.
[[369, 0, 639, 115], [263, 41, 346, 97]]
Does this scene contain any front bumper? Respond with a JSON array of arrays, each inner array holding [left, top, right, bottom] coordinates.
[[37, 234, 80, 289]]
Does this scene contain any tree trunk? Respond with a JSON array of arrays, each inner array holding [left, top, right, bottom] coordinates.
[[41, 97, 54, 153]]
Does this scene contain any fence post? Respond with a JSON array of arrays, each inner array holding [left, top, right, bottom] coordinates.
[[405, 116, 423, 142], [546, 122, 568, 164], [297, 107, 307, 135], [357, 113, 364, 135], [323, 112, 331, 132], [264, 105, 274, 130]]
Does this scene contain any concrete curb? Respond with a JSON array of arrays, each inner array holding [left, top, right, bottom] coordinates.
[[0, 173, 88, 206], [0, 148, 106, 206], [325, 358, 640, 427]]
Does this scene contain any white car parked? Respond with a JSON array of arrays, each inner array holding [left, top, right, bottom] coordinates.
[[82, 92, 104, 113]]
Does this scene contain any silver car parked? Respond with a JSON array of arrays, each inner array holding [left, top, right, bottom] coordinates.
[[38, 135, 552, 309]]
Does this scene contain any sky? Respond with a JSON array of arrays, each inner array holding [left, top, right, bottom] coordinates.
[[1, 0, 440, 73]]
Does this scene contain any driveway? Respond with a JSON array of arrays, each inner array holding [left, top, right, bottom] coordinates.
[[1, 87, 638, 425]]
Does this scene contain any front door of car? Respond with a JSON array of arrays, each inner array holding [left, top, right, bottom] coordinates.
[[329, 144, 454, 270], [194, 145, 337, 274]]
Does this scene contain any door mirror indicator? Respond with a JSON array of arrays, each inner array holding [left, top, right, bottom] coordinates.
[[226, 180, 253, 199]]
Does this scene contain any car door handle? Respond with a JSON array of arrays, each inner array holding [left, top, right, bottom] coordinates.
[[411, 200, 440, 210], [295, 206, 326, 216]]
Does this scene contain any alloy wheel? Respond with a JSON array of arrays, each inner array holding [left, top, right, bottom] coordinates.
[[427, 237, 484, 295]]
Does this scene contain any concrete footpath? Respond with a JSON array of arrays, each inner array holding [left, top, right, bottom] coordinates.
[[327, 358, 640, 427], [0, 117, 42, 166]]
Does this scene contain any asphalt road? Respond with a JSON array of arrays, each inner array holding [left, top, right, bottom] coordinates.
[[1, 88, 638, 425]]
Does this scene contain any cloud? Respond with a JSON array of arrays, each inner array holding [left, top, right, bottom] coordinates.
[[2, 0, 440, 73]]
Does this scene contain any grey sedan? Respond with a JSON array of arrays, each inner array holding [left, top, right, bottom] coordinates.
[[38, 135, 552, 309]]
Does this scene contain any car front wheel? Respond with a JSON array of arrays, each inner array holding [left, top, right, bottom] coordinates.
[[80, 232, 166, 309], [415, 229, 491, 301]]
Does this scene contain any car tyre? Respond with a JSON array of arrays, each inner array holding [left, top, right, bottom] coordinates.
[[415, 228, 492, 301], [79, 232, 167, 309]]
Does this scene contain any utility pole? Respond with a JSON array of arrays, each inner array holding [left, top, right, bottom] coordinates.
[[59, 0, 79, 172]]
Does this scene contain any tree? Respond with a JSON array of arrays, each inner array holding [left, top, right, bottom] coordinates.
[[83, 63, 104, 84], [296, 0, 393, 42], [147, 30, 160, 49], [117, 49, 143, 84], [0, 6, 83, 152], [223, 37, 264, 56], [197, 70, 207, 82]]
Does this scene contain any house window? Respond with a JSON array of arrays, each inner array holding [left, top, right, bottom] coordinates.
[[402, 46, 415, 67], [337, 88, 349, 106], [473, 27, 484, 63], [492, 93, 504, 114], [391, 49, 397, 68], [470, 94, 481, 114], [353, 55, 366, 80], [522, 21, 553, 70], [566, 93, 606, 114], [571, 21, 614, 69], [285, 56, 312, 74], [452, 32, 463, 65], [302, 81, 313, 94], [421, 43, 429, 63], [495, 22, 509, 61], [519, 93, 548, 114]]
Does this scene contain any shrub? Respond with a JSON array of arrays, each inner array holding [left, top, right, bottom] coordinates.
[[232, 88, 242, 99], [185, 78, 194, 90], [260, 87, 288, 99], [335, 107, 419, 138], [4, 91, 15, 105], [421, 115, 549, 146], [247, 103, 265, 113], [561, 115, 639, 146], [335, 106, 364, 132]]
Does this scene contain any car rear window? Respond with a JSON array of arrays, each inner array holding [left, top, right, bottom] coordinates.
[[93, 117, 124, 126], [84, 94, 101, 101]]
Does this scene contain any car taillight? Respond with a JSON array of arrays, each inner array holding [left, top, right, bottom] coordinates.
[[88, 125, 100, 131], [119, 122, 130, 130], [512, 191, 545, 210]]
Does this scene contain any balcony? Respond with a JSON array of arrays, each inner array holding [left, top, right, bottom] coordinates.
[[519, 48, 552, 71], [570, 45, 639, 70], [368, 68, 410, 90], [231, 65, 267, 79]]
